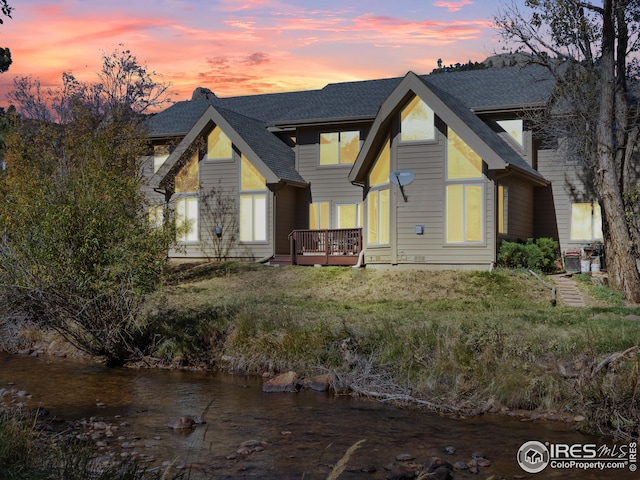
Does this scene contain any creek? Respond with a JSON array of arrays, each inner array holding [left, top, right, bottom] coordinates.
[[0, 353, 635, 479]]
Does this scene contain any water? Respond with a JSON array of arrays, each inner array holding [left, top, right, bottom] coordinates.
[[0, 353, 635, 479]]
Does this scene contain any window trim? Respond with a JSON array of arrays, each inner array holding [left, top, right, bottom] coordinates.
[[318, 130, 361, 167], [175, 195, 199, 243], [206, 125, 234, 162], [239, 193, 268, 243], [399, 95, 437, 144], [445, 127, 485, 245], [570, 201, 603, 241]]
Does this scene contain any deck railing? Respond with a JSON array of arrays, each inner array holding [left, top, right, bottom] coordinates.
[[288, 228, 362, 266]]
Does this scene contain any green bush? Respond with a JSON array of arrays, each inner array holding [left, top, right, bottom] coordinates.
[[497, 238, 559, 272]]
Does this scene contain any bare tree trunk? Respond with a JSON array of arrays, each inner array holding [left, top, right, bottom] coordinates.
[[596, 0, 640, 303]]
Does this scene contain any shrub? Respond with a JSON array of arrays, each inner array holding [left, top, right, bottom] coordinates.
[[497, 238, 559, 272]]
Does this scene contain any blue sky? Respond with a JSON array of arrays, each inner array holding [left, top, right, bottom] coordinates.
[[0, 0, 512, 106]]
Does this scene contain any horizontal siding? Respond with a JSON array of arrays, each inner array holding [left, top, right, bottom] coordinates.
[[297, 126, 368, 228], [169, 153, 274, 261], [535, 148, 585, 253], [389, 133, 495, 267]]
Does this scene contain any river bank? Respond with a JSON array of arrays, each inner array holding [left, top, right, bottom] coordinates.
[[1, 351, 628, 480], [2, 264, 640, 440]]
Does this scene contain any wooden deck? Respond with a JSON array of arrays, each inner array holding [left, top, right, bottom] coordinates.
[[272, 228, 362, 266]]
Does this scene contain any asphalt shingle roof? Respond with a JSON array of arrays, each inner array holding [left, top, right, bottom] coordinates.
[[145, 63, 556, 182], [215, 106, 304, 184]]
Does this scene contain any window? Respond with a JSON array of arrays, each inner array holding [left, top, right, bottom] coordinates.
[[154, 145, 170, 173], [175, 152, 199, 193], [571, 202, 603, 241], [401, 96, 435, 142], [207, 125, 232, 160], [320, 131, 360, 165], [148, 205, 163, 230], [497, 119, 524, 148], [368, 138, 390, 244], [240, 155, 267, 242], [498, 185, 508, 235], [446, 128, 484, 243], [336, 203, 363, 229], [174, 152, 199, 242], [309, 202, 329, 230], [176, 197, 198, 242], [240, 194, 267, 242]]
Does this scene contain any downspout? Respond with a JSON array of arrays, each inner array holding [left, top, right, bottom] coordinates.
[[352, 250, 365, 268]]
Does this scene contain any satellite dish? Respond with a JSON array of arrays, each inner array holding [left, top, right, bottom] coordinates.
[[389, 170, 414, 202], [390, 170, 415, 186]]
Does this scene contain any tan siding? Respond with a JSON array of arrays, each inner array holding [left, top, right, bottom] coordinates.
[[169, 153, 274, 261], [535, 148, 584, 253], [297, 126, 367, 228], [385, 132, 495, 268]]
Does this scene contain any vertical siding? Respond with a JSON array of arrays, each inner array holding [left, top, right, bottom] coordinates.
[[273, 185, 299, 255], [500, 175, 535, 241]]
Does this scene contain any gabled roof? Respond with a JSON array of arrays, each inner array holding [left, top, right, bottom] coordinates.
[[348, 71, 549, 186], [153, 105, 305, 189]]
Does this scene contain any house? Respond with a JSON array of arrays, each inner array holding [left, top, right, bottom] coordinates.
[[143, 59, 606, 270]]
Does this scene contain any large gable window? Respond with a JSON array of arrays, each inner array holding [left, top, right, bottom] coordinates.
[[401, 96, 435, 142], [208, 125, 233, 160], [367, 138, 390, 245], [446, 128, 484, 243], [240, 155, 267, 242], [320, 131, 360, 165], [175, 152, 199, 242], [571, 202, 603, 241]]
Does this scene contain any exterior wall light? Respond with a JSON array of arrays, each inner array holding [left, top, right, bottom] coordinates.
[[215, 225, 223, 237]]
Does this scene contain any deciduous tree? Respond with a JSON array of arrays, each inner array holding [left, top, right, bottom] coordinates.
[[0, 49, 175, 365], [496, 0, 640, 303]]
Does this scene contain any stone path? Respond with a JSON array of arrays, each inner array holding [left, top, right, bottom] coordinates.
[[551, 274, 587, 307]]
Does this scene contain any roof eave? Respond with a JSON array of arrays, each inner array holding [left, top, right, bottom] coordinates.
[[272, 114, 375, 129]]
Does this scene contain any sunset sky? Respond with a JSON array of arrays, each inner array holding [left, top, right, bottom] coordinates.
[[0, 0, 511, 109]]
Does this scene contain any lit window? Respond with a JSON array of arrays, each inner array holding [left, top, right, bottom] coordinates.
[[368, 138, 390, 245], [571, 202, 603, 241], [240, 155, 267, 242], [240, 194, 267, 242], [175, 152, 199, 193], [154, 145, 170, 173], [241, 155, 266, 191], [401, 96, 435, 142], [320, 131, 360, 165], [447, 129, 482, 180], [176, 197, 198, 242], [208, 126, 232, 160], [309, 202, 329, 230], [446, 128, 484, 243], [497, 119, 524, 148], [148, 205, 163, 230], [336, 204, 363, 229]]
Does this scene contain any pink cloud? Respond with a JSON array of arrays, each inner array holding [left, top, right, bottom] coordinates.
[[433, 1, 474, 12]]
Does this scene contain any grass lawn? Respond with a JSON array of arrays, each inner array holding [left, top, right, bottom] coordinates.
[[145, 263, 640, 439]]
